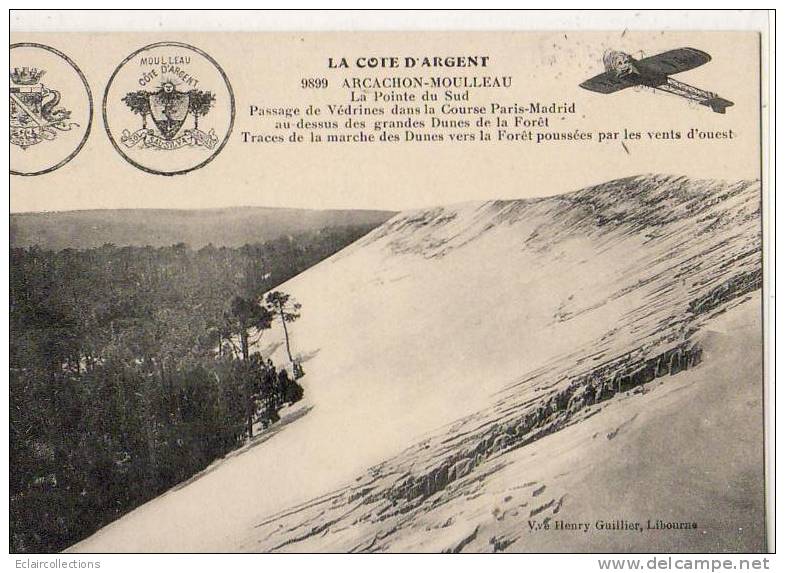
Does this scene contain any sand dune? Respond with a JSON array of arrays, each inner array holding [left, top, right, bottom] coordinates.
[[70, 175, 764, 552]]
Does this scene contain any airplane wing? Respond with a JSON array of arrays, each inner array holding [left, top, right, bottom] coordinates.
[[637, 48, 711, 76], [579, 71, 640, 94]]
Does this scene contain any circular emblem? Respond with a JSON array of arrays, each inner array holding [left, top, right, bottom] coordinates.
[[10, 43, 93, 176], [103, 42, 235, 176]]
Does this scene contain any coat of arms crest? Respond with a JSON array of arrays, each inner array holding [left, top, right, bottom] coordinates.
[[120, 81, 219, 150], [10, 67, 78, 149]]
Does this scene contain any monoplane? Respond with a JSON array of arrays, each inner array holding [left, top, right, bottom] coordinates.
[[580, 48, 734, 114]]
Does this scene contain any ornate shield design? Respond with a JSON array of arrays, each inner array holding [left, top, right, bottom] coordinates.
[[10, 46, 92, 176], [109, 42, 233, 173], [10, 84, 45, 129], [10, 67, 75, 150], [149, 90, 190, 140]]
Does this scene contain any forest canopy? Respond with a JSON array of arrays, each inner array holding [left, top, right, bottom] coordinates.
[[9, 224, 377, 553]]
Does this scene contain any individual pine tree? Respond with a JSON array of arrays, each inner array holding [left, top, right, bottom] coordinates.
[[265, 291, 301, 365]]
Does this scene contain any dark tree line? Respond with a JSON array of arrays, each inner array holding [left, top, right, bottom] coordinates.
[[9, 225, 374, 553]]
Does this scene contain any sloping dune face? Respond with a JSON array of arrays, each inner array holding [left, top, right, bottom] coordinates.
[[71, 175, 763, 553]]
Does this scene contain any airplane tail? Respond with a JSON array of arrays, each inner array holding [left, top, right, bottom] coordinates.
[[703, 97, 734, 114]]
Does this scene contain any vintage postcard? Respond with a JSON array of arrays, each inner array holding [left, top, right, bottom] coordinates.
[[8, 11, 772, 557]]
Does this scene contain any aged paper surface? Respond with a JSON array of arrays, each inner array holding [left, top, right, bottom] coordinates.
[[9, 22, 768, 555]]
